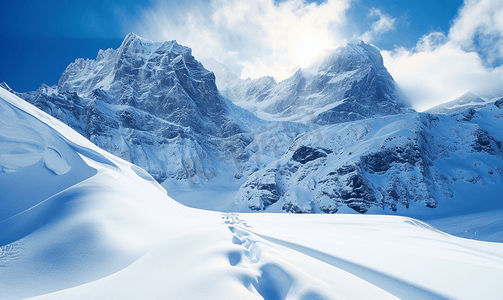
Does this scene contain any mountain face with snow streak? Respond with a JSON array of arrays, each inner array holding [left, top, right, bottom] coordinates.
[[213, 41, 412, 124], [15, 33, 254, 185]]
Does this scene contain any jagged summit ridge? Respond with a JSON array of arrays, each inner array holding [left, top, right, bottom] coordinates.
[[56, 32, 240, 138], [305, 40, 385, 75], [58, 33, 190, 95]]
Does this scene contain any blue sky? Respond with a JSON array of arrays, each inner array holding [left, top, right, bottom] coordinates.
[[1, 0, 502, 110]]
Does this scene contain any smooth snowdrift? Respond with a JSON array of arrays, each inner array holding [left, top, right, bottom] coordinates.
[[24, 214, 503, 300], [1, 87, 503, 299]]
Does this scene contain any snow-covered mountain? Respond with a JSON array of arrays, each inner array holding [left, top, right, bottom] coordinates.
[[1, 87, 503, 300], [57, 33, 242, 138], [236, 105, 503, 216], [211, 41, 412, 124], [14, 33, 256, 186]]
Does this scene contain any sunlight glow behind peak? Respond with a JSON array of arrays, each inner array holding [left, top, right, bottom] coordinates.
[[128, 0, 503, 110]]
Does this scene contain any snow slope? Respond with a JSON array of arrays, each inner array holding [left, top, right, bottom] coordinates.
[[22, 214, 503, 300], [2, 87, 503, 299], [0, 86, 205, 298]]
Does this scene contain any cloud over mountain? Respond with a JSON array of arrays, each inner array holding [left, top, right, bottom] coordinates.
[[129, 0, 503, 111]]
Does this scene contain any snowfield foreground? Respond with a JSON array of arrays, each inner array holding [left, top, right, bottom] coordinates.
[[1, 87, 503, 299]]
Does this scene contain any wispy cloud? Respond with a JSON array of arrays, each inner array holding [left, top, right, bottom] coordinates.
[[359, 8, 396, 43], [449, 0, 503, 66]]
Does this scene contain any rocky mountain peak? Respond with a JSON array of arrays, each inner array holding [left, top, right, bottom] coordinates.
[[15, 34, 250, 185], [212, 39, 412, 123], [54, 33, 239, 138]]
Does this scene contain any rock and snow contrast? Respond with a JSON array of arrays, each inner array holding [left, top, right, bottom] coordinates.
[[5, 33, 503, 243], [1, 87, 503, 299], [236, 107, 503, 215]]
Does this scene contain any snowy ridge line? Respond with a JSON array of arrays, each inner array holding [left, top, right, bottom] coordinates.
[[403, 219, 449, 236], [0, 88, 120, 174], [1, 87, 161, 191]]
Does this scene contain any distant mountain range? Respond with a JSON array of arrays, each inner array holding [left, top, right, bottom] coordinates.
[[9, 33, 253, 186], [4, 33, 503, 217]]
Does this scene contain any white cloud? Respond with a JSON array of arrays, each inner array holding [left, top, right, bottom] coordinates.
[[131, 0, 352, 81], [359, 8, 396, 43], [383, 0, 503, 111], [449, 0, 503, 65]]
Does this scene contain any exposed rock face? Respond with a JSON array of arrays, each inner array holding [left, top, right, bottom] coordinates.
[[316, 163, 378, 213], [471, 128, 502, 155], [235, 109, 503, 214], [292, 146, 331, 164], [239, 168, 280, 210]]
